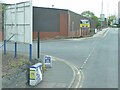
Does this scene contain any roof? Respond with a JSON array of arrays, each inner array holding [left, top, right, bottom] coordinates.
[[33, 6, 69, 12]]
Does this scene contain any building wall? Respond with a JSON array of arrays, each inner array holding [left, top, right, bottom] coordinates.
[[68, 11, 91, 37], [59, 12, 68, 37], [33, 7, 95, 40], [90, 19, 96, 30], [33, 7, 61, 32], [33, 32, 62, 40], [33, 7, 68, 40], [89, 18, 97, 35]]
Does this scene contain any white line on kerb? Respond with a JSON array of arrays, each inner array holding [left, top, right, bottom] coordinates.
[[79, 69, 84, 88], [41, 53, 81, 88]]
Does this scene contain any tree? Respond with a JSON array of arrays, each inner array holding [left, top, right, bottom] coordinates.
[[81, 11, 95, 18], [0, 4, 6, 11], [108, 15, 116, 26]]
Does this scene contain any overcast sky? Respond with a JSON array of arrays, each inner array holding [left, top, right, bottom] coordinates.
[[0, 0, 120, 17]]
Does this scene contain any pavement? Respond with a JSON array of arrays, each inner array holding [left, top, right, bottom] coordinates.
[[93, 28, 109, 37], [2, 54, 73, 88], [1, 28, 110, 88], [33, 28, 110, 88], [34, 55, 74, 88]]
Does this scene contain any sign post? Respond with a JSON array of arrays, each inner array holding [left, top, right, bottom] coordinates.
[[4, 1, 33, 60], [14, 3, 17, 58], [37, 31, 40, 58], [100, 14, 105, 22], [29, 0, 33, 61], [4, 40, 6, 55], [29, 44, 32, 61], [100, 14, 105, 30]]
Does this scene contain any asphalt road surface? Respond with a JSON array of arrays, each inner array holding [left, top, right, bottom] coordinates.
[[41, 28, 118, 88], [2, 28, 118, 88], [81, 28, 118, 88]]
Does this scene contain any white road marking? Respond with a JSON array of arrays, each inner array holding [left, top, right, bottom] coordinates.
[[41, 53, 80, 88], [79, 40, 98, 88], [103, 29, 109, 38], [79, 69, 84, 88], [80, 46, 96, 69]]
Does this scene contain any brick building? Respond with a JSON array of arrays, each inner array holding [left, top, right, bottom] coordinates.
[[33, 7, 96, 40], [3, 2, 97, 41]]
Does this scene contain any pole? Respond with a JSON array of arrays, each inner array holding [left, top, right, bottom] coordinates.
[[14, 3, 17, 58], [101, 0, 103, 30], [37, 31, 40, 58], [14, 42, 17, 58], [29, 0, 33, 61], [4, 40, 6, 55], [107, 0, 109, 27], [4, 6, 6, 55], [101, 0, 103, 14], [29, 44, 32, 61], [101, 20, 102, 30]]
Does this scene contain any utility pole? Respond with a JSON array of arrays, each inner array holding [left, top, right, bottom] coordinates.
[[107, 0, 109, 27], [101, 0, 103, 15], [101, 0, 103, 30]]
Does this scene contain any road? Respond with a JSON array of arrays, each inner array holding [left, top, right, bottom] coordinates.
[[1, 28, 118, 88], [81, 28, 118, 88], [41, 28, 118, 88]]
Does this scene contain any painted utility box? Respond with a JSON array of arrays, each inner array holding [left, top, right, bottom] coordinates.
[[29, 63, 42, 86]]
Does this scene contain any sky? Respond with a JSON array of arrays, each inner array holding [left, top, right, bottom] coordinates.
[[0, 0, 120, 18]]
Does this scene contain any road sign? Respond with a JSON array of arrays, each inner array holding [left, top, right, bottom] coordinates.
[[80, 19, 90, 28], [4, 1, 32, 44], [100, 14, 105, 21], [4, 1, 33, 60], [44, 55, 52, 68]]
